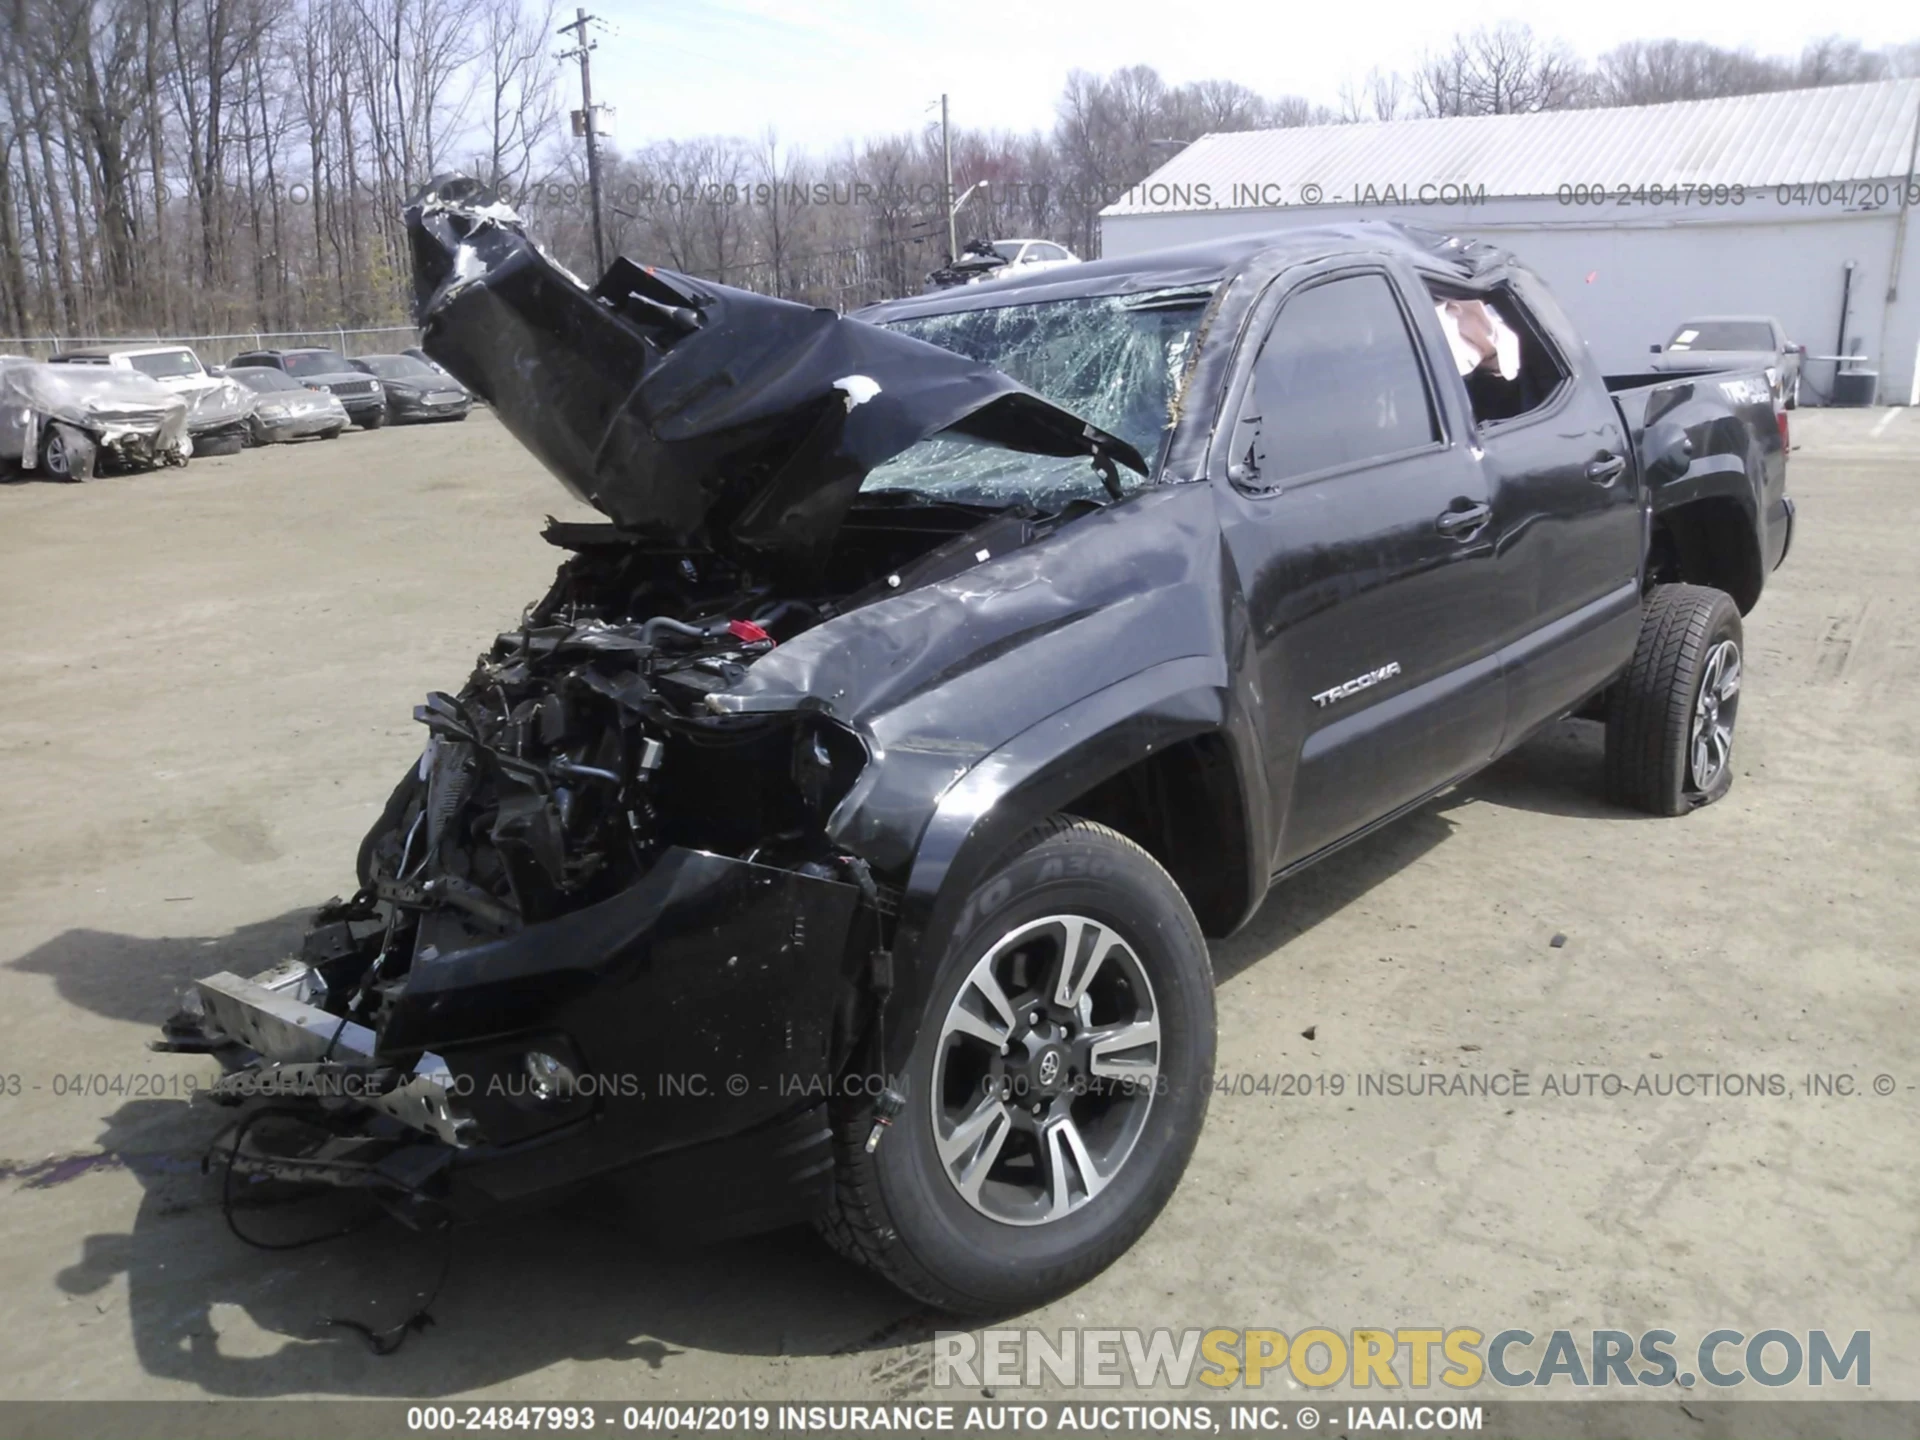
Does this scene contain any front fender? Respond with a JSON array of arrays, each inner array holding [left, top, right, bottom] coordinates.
[[878, 655, 1267, 1073]]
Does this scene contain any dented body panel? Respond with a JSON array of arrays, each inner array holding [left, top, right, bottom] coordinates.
[[0, 359, 191, 471], [169, 186, 1789, 1237]]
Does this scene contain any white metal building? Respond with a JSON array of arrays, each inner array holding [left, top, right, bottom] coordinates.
[[1100, 80, 1920, 405]]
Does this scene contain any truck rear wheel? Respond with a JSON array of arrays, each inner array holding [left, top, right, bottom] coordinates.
[[1605, 584, 1744, 815], [818, 816, 1215, 1313]]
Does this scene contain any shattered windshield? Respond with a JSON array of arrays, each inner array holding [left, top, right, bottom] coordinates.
[[878, 286, 1213, 469], [862, 433, 1137, 510]]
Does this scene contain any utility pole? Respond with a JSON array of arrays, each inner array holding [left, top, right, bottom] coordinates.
[[557, 7, 607, 276], [941, 93, 956, 263]]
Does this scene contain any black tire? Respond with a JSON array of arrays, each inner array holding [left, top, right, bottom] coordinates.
[[359, 411, 386, 430], [818, 816, 1215, 1313], [196, 432, 246, 457], [41, 422, 95, 481], [1604, 584, 1744, 816], [321, 426, 343, 441]]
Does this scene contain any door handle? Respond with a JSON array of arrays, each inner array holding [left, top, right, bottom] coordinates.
[[1435, 502, 1491, 538], [1586, 454, 1628, 485]]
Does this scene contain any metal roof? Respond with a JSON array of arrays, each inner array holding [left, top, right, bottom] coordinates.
[[1102, 79, 1920, 215]]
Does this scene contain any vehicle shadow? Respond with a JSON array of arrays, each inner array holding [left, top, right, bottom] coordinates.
[[1207, 804, 1456, 985], [53, 1101, 932, 1396], [8, 917, 940, 1397], [1454, 717, 1650, 823], [1208, 719, 1640, 983], [15, 717, 1632, 1396]]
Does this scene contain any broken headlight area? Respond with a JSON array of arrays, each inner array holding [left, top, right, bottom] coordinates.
[[166, 174, 1146, 1236], [166, 525, 953, 1228]]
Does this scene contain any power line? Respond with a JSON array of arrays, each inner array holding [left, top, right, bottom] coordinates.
[[555, 9, 608, 276]]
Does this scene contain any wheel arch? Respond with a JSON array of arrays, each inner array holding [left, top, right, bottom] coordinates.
[[1649, 467, 1763, 614], [877, 656, 1266, 1071]]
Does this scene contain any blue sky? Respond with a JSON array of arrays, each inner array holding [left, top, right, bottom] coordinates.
[[576, 0, 1919, 155]]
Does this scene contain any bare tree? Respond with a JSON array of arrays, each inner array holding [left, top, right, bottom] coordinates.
[[1414, 23, 1588, 116], [471, 0, 559, 198], [1339, 67, 1407, 122], [3, 17, 1916, 340]]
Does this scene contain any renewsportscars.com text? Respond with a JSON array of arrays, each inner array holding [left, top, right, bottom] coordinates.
[[934, 1327, 1870, 1390]]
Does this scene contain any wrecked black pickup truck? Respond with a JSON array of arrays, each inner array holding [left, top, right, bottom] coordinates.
[[162, 177, 1791, 1315]]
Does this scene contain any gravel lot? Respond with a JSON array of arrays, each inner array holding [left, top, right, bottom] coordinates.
[[1, 407, 1914, 1402]]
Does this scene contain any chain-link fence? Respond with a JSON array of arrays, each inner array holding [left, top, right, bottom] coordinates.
[[0, 326, 420, 363]]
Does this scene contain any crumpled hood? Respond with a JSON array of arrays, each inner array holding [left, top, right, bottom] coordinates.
[[185, 377, 255, 429], [0, 360, 188, 436], [403, 174, 1143, 569]]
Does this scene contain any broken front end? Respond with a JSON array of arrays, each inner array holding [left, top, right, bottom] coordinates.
[[166, 175, 1143, 1237], [168, 581, 876, 1234], [0, 360, 191, 474]]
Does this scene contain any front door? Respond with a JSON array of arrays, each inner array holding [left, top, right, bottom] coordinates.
[[1215, 263, 1508, 872]]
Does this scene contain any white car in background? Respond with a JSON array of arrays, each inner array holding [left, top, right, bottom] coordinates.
[[48, 344, 255, 454], [926, 238, 1081, 290], [1650, 315, 1806, 409], [0, 356, 191, 479]]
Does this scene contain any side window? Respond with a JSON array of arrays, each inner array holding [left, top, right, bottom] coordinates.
[[1234, 273, 1438, 486], [1426, 282, 1570, 428]]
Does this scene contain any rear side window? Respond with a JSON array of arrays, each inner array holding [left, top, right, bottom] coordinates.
[[1428, 282, 1570, 427], [1235, 273, 1438, 485]]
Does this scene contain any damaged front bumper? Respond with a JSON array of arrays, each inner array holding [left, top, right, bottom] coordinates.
[[170, 847, 864, 1234]]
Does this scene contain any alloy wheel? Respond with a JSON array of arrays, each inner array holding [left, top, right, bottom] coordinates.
[[930, 914, 1161, 1226], [1690, 638, 1741, 792]]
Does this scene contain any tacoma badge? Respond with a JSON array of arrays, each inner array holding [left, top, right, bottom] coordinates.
[[1312, 662, 1402, 708]]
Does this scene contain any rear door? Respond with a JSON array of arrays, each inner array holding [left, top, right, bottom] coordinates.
[[1215, 261, 1508, 871], [1432, 273, 1644, 745]]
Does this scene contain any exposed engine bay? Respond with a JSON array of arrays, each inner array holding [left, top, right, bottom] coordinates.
[[309, 495, 1082, 1042], [161, 174, 1156, 1231]]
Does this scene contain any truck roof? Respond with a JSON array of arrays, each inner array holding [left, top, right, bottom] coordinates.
[[862, 220, 1507, 323]]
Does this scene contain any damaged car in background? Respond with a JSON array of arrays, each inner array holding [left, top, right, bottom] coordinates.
[[229, 365, 350, 444], [1, 357, 191, 479], [48, 345, 256, 455], [162, 177, 1791, 1315]]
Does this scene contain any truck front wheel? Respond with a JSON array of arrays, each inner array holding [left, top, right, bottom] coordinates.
[[818, 816, 1216, 1313], [1605, 584, 1744, 815], [41, 423, 96, 481]]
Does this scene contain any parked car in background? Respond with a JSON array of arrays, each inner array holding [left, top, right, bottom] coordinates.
[[350, 353, 471, 423], [1650, 315, 1804, 408], [227, 347, 388, 428], [926, 237, 1080, 290], [229, 366, 350, 443], [403, 346, 455, 380], [47, 344, 255, 454], [0, 356, 190, 479]]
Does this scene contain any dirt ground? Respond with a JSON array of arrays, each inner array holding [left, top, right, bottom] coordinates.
[[0, 407, 1914, 1403]]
